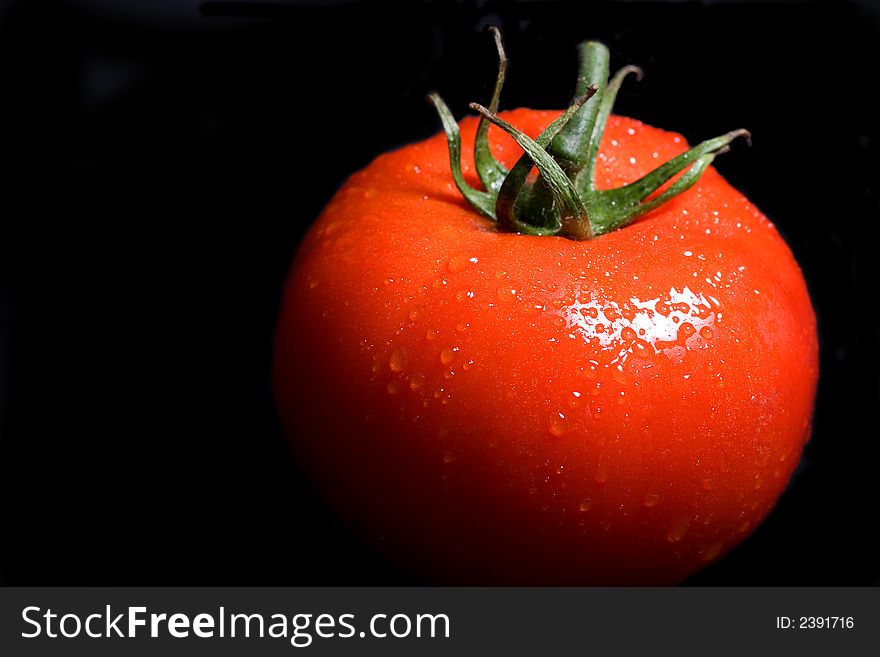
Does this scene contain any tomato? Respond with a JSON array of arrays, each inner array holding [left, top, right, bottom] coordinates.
[[273, 39, 817, 585]]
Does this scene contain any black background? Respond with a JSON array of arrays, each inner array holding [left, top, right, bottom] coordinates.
[[1, 0, 878, 585]]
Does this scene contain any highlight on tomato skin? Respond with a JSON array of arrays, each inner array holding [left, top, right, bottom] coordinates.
[[272, 37, 818, 585]]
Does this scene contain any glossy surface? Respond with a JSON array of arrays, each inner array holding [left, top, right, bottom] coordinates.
[[273, 111, 818, 585]]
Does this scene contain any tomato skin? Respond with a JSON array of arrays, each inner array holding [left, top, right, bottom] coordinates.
[[273, 110, 818, 585]]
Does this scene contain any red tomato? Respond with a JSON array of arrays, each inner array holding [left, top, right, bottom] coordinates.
[[273, 103, 817, 584]]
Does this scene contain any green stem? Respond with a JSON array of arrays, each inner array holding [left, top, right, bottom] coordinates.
[[493, 87, 597, 235], [590, 129, 751, 235], [547, 41, 610, 175], [577, 64, 642, 195], [429, 29, 749, 241], [428, 93, 496, 219], [471, 101, 590, 236], [473, 27, 510, 193], [516, 43, 607, 232]]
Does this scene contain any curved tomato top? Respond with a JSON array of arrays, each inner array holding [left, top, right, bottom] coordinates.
[[273, 110, 818, 585]]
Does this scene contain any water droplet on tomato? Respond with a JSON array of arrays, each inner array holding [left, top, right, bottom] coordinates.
[[631, 338, 654, 356], [388, 347, 408, 373], [643, 492, 660, 508], [679, 322, 696, 339], [408, 373, 426, 391], [455, 321, 469, 333], [386, 380, 401, 395], [443, 450, 455, 464], [447, 254, 473, 273], [547, 412, 570, 437], [667, 517, 691, 542], [578, 499, 593, 512], [426, 327, 439, 341], [594, 459, 608, 484], [462, 358, 474, 371], [699, 326, 714, 340], [440, 345, 459, 365], [700, 542, 724, 562], [551, 316, 566, 329], [693, 305, 712, 321]]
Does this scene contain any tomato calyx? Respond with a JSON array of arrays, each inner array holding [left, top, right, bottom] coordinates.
[[429, 28, 751, 241]]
